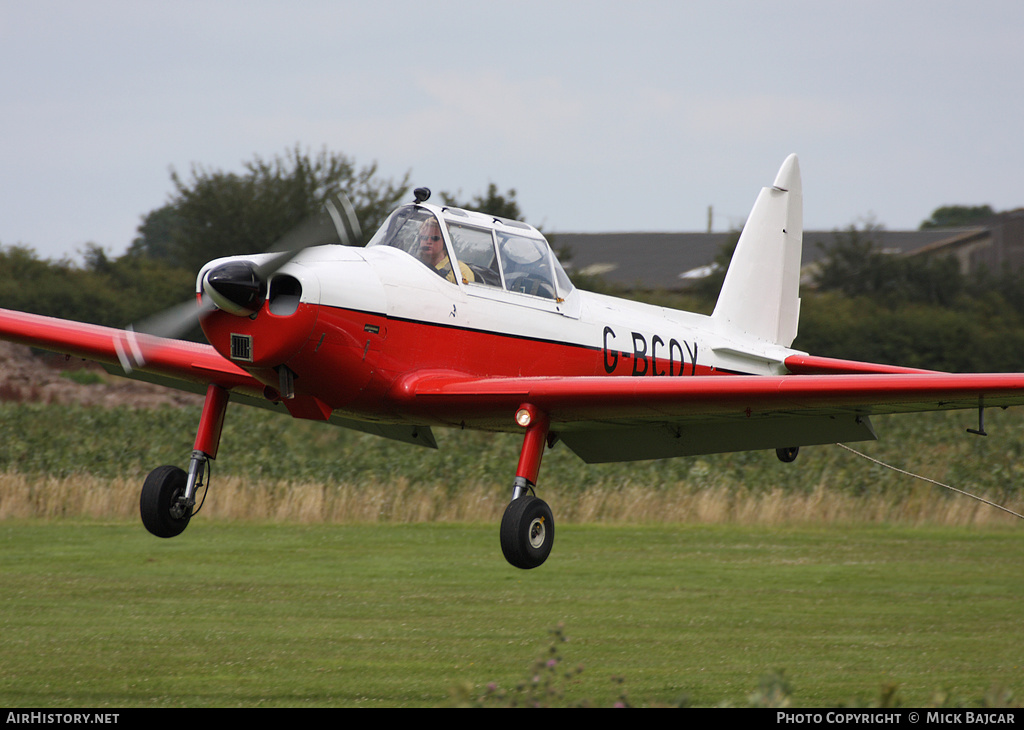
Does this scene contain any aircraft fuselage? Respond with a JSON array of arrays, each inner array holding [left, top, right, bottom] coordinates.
[[198, 240, 799, 432]]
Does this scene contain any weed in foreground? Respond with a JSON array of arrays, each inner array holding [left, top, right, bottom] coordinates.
[[450, 626, 1020, 709], [449, 623, 636, 708]]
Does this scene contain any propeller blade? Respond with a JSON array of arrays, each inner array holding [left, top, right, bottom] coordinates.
[[325, 191, 362, 247], [113, 296, 216, 372], [131, 297, 216, 339], [254, 190, 362, 278]]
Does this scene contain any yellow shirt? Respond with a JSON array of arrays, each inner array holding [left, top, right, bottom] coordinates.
[[435, 259, 476, 284]]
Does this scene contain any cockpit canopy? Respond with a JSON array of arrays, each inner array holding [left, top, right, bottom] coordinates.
[[366, 204, 574, 301]]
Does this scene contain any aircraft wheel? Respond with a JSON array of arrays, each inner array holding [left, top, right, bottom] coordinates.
[[140, 465, 192, 538], [776, 446, 800, 463], [500, 496, 554, 569]]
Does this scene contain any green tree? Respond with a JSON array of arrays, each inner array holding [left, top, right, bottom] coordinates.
[[130, 205, 183, 266], [920, 205, 995, 229], [130, 146, 410, 272], [441, 183, 523, 221], [0, 243, 194, 327], [795, 292, 1024, 372], [813, 222, 964, 307]]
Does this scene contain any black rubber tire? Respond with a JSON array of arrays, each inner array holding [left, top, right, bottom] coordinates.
[[776, 446, 800, 463], [500, 496, 554, 569], [140, 465, 191, 538]]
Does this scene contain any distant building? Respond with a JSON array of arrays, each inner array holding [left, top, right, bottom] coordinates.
[[552, 210, 1024, 291], [905, 209, 1024, 276]]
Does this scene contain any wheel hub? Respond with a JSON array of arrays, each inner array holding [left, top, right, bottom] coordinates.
[[528, 516, 546, 549], [168, 497, 190, 520]]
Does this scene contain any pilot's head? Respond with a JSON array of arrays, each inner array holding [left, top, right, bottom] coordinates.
[[417, 219, 445, 267]]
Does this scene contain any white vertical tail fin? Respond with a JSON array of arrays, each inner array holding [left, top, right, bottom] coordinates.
[[711, 154, 803, 347]]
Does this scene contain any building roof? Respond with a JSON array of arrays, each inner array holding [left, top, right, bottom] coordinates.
[[550, 229, 977, 290]]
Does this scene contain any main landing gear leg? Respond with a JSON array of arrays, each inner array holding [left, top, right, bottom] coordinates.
[[500, 405, 555, 569], [140, 384, 229, 538]]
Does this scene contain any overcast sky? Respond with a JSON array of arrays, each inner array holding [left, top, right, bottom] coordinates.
[[2, 0, 1022, 262]]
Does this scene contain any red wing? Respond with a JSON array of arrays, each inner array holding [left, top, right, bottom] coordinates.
[[393, 369, 1024, 462], [0, 308, 439, 449], [0, 308, 263, 395]]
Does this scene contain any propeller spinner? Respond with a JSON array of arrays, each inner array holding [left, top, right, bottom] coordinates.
[[202, 261, 266, 317]]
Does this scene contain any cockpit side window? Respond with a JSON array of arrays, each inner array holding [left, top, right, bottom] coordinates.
[[447, 223, 501, 287], [497, 233, 558, 299]]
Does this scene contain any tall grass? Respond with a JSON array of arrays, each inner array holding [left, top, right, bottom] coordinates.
[[2, 472, 1020, 527], [2, 402, 1023, 527]]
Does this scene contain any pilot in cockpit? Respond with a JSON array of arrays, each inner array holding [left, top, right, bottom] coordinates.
[[417, 218, 475, 284]]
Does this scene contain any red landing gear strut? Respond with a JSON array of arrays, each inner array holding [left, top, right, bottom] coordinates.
[[500, 404, 556, 570], [140, 384, 230, 538]]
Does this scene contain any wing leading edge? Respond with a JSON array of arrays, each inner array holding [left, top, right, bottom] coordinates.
[[0, 308, 260, 392], [0, 308, 438, 449]]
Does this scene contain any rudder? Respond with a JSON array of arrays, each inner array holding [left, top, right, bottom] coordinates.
[[711, 154, 803, 347]]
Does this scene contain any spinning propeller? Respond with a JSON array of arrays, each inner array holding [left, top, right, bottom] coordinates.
[[115, 191, 361, 372]]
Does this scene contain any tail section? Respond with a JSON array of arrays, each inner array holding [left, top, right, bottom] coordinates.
[[711, 154, 803, 347]]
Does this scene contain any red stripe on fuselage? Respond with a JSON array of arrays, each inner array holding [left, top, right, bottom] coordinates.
[[281, 304, 717, 418]]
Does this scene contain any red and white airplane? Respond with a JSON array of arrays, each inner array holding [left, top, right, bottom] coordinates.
[[2, 154, 1023, 569]]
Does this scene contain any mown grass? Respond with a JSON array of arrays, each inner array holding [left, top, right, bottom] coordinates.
[[0, 521, 1022, 708], [1, 402, 1023, 707]]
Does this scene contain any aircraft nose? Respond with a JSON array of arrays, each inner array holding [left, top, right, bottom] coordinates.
[[203, 261, 266, 316]]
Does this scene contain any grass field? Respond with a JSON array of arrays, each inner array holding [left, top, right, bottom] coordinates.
[[0, 521, 1021, 708], [1, 403, 1023, 707]]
